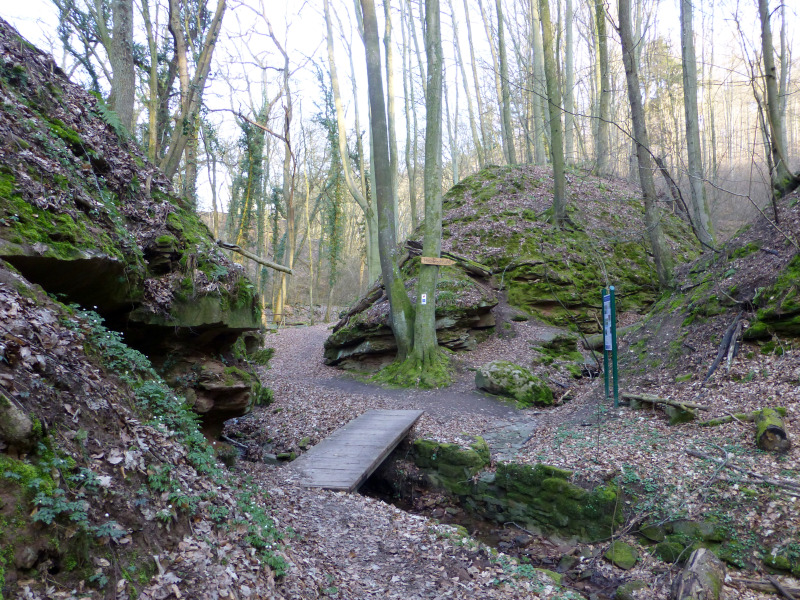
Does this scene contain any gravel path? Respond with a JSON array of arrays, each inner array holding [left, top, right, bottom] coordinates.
[[238, 321, 564, 459]]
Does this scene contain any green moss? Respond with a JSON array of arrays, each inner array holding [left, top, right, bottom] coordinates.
[[604, 541, 638, 569], [249, 348, 275, 365], [374, 349, 453, 389], [223, 366, 252, 385], [0, 454, 56, 496]]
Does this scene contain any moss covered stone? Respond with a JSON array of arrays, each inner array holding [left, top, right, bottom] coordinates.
[[412, 452, 622, 541], [475, 360, 553, 407], [615, 581, 648, 600], [744, 255, 800, 340], [654, 540, 688, 563], [604, 541, 638, 570]]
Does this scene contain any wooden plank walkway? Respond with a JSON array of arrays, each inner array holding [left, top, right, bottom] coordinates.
[[291, 409, 424, 492]]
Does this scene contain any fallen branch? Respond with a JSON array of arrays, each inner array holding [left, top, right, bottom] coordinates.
[[699, 407, 786, 427], [621, 393, 710, 411], [703, 311, 742, 384], [731, 578, 800, 598], [216, 241, 292, 274], [768, 575, 800, 600], [686, 449, 800, 493], [332, 281, 384, 334], [622, 393, 709, 425]]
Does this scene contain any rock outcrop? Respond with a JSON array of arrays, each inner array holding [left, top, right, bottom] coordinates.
[[0, 18, 261, 427], [324, 165, 696, 368]]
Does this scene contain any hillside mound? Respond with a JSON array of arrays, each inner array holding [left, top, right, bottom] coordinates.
[[325, 164, 696, 368], [0, 18, 261, 430]]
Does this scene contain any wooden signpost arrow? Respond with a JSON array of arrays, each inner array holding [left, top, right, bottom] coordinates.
[[420, 256, 456, 266]]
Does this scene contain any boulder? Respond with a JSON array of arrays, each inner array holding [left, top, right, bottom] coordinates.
[[324, 260, 497, 368], [604, 541, 639, 570], [475, 360, 553, 407]]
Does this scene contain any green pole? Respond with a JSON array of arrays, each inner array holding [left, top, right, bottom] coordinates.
[[602, 287, 609, 400], [610, 285, 619, 407]]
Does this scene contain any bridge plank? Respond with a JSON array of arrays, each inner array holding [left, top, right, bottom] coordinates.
[[291, 409, 424, 491]]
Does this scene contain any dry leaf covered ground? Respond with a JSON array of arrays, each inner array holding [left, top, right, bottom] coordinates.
[[228, 314, 798, 599]]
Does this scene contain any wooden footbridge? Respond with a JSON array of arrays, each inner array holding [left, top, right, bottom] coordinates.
[[291, 409, 424, 492]]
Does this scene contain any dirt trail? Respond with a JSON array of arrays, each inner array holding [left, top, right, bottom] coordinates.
[[249, 321, 568, 460], [228, 322, 594, 600]]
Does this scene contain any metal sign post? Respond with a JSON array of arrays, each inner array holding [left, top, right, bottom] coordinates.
[[602, 286, 619, 407]]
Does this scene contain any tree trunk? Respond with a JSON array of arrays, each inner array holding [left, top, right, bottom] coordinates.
[[618, 0, 674, 289], [400, 1, 419, 231], [758, 0, 799, 197], [324, 0, 380, 282], [109, 0, 135, 133], [529, 0, 548, 163], [448, 0, 483, 168], [444, 74, 459, 184], [383, 0, 401, 239], [140, 0, 159, 161], [496, 0, 516, 164], [408, 0, 446, 382], [680, 0, 714, 248], [539, 0, 566, 226], [563, 0, 574, 164], [755, 408, 791, 452], [478, 0, 505, 163], [161, 0, 226, 182], [594, 0, 610, 175], [463, 0, 491, 165], [360, 0, 414, 358]]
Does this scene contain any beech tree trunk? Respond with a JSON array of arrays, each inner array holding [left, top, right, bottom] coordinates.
[[496, 0, 516, 164], [593, 0, 610, 175], [563, 0, 574, 163], [539, 0, 566, 226], [758, 0, 799, 197], [383, 0, 401, 238], [409, 0, 446, 376], [324, 0, 380, 282], [109, 0, 135, 133], [400, 0, 419, 231], [448, 0, 484, 168], [618, 0, 674, 288], [680, 0, 714, 248], [529, 0, 547, 164], [360, 0, 414, 358], [463, 0, 491, 164]]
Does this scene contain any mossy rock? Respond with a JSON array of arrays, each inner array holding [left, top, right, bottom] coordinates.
[[475, 360, 553, 407], [615, 581, 648, 600], [654, 540, 687, 563], [604, 541, 638, 570], [639, 524, 666, 542], [763, 547, 800, 576]]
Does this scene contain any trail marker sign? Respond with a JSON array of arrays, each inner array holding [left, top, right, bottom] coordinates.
[[601, 286, 619, 407], [420, 256, 456, 266]]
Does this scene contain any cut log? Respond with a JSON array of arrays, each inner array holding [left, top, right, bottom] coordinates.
[[755, 408, 792, 452], [671, 548, 726, 600]]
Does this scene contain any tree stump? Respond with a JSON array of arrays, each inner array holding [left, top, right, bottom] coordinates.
[[671, 548, 725, 600]]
